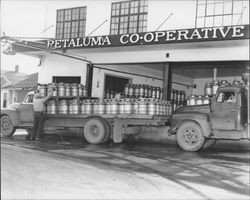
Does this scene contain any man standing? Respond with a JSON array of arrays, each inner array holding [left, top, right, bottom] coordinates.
[[28, 88, 53, 141]]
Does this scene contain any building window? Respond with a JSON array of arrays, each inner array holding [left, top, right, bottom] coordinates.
[[110, 0, 148, 35], [56, 7, 87, 39], [195, 0, 249, 28]]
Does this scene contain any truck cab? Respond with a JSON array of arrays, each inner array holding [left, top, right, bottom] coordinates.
[[1, 91, 34, 137], [170, 85, 249, 151]]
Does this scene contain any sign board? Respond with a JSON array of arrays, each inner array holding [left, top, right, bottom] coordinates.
[[45, 25, 248, 50]]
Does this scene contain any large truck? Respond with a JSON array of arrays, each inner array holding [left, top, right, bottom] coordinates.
[[1, 82, 249, 151]]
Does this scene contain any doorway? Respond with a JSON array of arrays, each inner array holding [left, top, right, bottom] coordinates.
[[104, 74, 130, 98]]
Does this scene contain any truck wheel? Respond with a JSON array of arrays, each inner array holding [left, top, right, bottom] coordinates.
[[84, 118, 107, 144], [1, 115, 16, 137], [202, 139, 217, 149], [176, 122, 205, 152], [101, 120, 111, 143]]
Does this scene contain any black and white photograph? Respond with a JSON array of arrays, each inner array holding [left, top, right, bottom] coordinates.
[[1, 0, 249, 199]]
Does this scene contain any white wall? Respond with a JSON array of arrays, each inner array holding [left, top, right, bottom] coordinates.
[[38, 54, 88, 84], [91, 64, 163, 97], [91, 64, 193, 98]]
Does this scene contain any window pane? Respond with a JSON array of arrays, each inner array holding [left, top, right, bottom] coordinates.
[[56, 6, 86, 39], [207, 3, 214, 15], [205, 16, 213, 27], [214, 16, 222, 26], [233, 1, 243, 14], [110, 0, 147, 35], [215, 2, 223, 15], [224, 2, 232, 14], [197, 5, 206, 17], [223, 15, 232, 26]]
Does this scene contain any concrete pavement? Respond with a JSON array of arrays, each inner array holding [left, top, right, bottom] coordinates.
[[1, 130, 250, 199]]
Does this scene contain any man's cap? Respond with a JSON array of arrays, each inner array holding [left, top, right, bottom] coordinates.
[[34, 93, 44, 98]]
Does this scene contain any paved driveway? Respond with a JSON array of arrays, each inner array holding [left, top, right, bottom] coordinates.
[[1, 130, 250, 199]]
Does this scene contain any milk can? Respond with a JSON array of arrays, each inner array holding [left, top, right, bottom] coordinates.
[[220, 80, 228, 87], [189, 95, 197, 106], [71, 83, 79, 96], [187, 97, 190, 106], [204, 83, 212, 96], [110, 99, 118, 114], [163, 100, 168, 116], [233, 80, 241, 85], [196, 95, 203, 105], [148, 86, 153, 98], [203, 95, 210, 104], [83, 86, 87, 97], [48, 83, 58, 97], [134, 84, 139, 98], [105, 99, 111, 115], [69, 99, 79, 114], [138, 98, 147, 115], [124, 84, 129, 98], [38, 84, 47, 96], [84, 100, 93, 114], [167, 101, 172, 115], [148, 99, 156, 116], [65, 84, 71, 96], [58, 82, 66, 97], [124, 98, 133, 114], [156, 87, 160, 99], [155, 100, 160, 115], [139, 84, 144, 98], [58, 100, 68, 114], [173, 101, 177, 112], [212, 81, 220, 95], [159, 88, 163, 100], [180, 91, 186, 104], [118, 99, 125, 114], [128, 84, 134, 98], [78, 84, 83, 96], [160, 100, 165, 116], [97, 99, 106, 115], [144, 85, 148, 98], [177, 90, 181, 104], [47, 100, 57, 114], [80, 100, 85, 114], [133, 99, 139, 114], [170, 89, 174, 101], [92, 100, 99, 114], [152, 87, 157, 99]]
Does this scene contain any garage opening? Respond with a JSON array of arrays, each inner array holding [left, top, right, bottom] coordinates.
[[104, 75, 130, 98]]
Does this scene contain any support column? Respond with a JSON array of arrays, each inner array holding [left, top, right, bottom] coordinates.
[[163, 62, 172, 100], [86, 63, 93, 97]]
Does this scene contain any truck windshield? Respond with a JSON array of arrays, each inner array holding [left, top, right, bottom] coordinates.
[[24, 95, 34, 103], [216, 91, 236, 103]]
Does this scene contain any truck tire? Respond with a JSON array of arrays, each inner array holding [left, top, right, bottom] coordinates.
[[83, 118, 107, 144], [101, 120, 111, 143], [176, 121, 205, 152], [1, 115, 16, 137], [202, 139, 217, 149]]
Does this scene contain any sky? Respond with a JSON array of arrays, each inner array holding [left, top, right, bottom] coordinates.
[[1, 0, 249, 74]]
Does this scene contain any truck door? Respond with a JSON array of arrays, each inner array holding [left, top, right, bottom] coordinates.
[[210, 90, 238, 130], [18, 94, 34, 123]]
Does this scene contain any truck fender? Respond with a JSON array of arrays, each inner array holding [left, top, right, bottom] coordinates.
[[170, 117, 212, 138], [1, 109, 21, 126]]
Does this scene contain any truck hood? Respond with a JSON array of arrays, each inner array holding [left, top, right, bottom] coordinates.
[[175, 104, 210, 114], [9, 103, 21, 110]]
